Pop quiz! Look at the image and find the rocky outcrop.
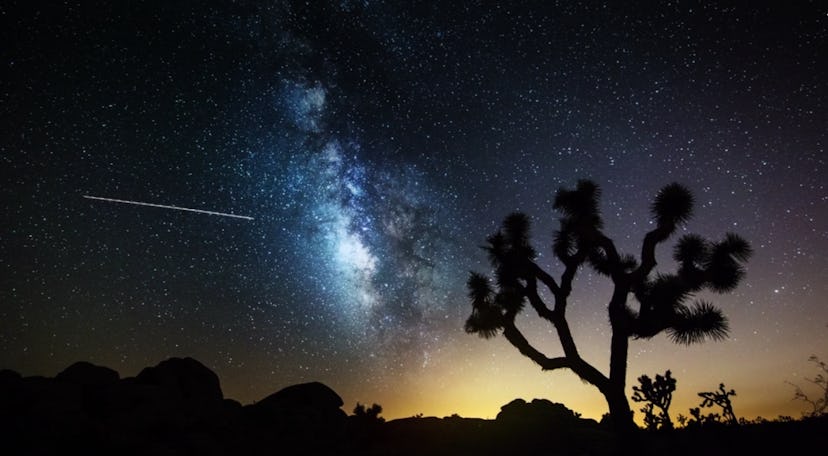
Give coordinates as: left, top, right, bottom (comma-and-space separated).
135, 357, 223, 406
252, 381, 343, 412
496, 398, 581, 427
56, 361, 120, 386
0, 359, 349, 455
244, 381, 347, 452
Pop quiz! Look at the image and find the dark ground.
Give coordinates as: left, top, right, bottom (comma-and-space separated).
2, 357, 824, 455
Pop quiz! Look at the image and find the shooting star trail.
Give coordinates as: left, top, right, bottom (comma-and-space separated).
83, 195, 254, 220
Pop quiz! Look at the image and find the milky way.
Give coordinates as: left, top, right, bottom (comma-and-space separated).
1, 1, 826, 421
265, 78, 465, 361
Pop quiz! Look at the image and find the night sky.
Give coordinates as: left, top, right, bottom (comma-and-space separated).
2, 1, 826, 423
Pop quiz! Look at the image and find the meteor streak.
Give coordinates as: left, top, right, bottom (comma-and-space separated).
83, 195, 253, 220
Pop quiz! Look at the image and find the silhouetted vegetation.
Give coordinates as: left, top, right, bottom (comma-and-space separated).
347, 402, 386, 451
687, 383, 738, 427
789, 355, 828, 417
632, 370, 676, 430
1, 357, 826, 455
353, 402, 384, 422
698, 383, 738, 425
465, 180, 752, 432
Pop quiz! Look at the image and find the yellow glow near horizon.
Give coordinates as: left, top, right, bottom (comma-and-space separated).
329, 321, 821, 424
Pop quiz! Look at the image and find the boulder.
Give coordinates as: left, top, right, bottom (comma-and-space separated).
56, 361, 120, 387
497, 398, 580, 427
94, 357, 225, 438
254, 381, 343, 412
135, 357, 223, 406
245, 382, 347, 449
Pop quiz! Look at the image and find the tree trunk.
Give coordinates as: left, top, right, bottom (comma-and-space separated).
604, 384, 636, 433
606, 284, 636, 434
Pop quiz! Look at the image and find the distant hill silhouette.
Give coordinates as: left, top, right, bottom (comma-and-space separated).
0, 357, 348, 455
1, 357, 824, 455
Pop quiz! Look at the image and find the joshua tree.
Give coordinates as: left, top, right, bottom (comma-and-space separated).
697, 383, 738, 425
353, 402, 385, 422
465, 180, 751, 432
632, 370, 677, 430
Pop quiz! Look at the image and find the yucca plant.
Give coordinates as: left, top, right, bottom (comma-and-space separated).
465, 180, 751, 433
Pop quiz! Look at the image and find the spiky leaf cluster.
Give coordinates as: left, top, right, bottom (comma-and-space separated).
587, 248, 612, 275
651, 183, 694, 227
554, 180, 603, 224
632, 274, 730, 344
673, 233, 752, 290
667, 301, 729, 344
632, 275, 692, 339
707, 233, 752, 292
553, 180, 604, 265
631, 231, 751, 344
483, 212, 535, 286
673, 234, 709, 286
467, 213, 542, 336
465, 213, 542, 338
502, 212, 536, 260
464, 272, 503, 339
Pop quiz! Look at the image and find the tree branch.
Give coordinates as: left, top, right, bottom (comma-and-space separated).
523, 277, 555, 321
528, 261, 560, 295
631, 224, 673, 282
558, 249, 586, 299
596, 232, 621, 266
524, 278, 580, 356
504, 301, 609, 390
502, 321, 571, 371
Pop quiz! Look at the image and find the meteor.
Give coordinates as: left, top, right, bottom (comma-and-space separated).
83, 195, 254, 220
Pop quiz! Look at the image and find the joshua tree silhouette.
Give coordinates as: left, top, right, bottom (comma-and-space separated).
465, 180, 751, 432
696, 383, 738, 425
632, 370, 676, 430
353, 402, 385, 422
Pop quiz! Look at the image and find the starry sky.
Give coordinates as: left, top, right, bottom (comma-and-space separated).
2, 1, 826, 423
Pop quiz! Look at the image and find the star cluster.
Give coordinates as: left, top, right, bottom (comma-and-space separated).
1, 1, 826, 421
